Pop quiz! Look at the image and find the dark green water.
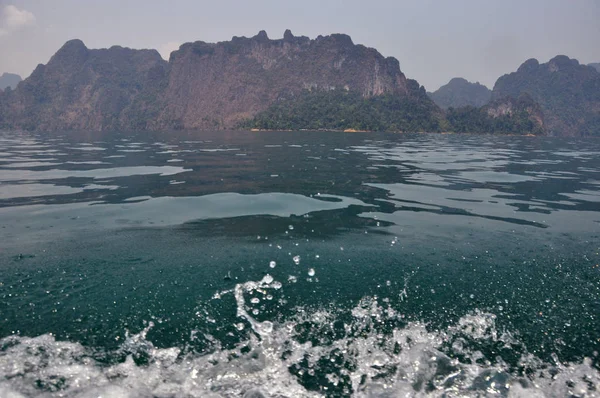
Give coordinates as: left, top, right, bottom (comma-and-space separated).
0, 130, 598, 397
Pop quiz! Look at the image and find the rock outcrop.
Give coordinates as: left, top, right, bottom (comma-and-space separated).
153, 30, 420, 130
445, 93, 544, 135
485, 94, 544, 130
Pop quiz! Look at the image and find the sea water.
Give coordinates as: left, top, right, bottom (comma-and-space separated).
0, 130, 598, 397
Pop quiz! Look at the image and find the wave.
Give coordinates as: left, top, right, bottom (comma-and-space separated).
1, 275, 598, 397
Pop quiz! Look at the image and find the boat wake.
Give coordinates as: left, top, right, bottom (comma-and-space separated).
1, 275, 598, 397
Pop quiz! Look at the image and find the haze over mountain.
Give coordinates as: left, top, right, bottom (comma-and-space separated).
0, 73, 22, 90
428, 78, 491, 109
492, 56, 600, 136
589, 63, 600, 73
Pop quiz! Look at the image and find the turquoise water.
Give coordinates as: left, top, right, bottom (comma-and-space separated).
0, 130, 599, 397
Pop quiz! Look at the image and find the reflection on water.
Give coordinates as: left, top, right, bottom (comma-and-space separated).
0, 130, 599, 397
1, 131, 598, 227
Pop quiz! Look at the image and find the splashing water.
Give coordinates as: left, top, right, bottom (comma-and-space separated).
1, 274, 598, 398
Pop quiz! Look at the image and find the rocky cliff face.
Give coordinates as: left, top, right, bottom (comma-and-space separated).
154, 30, 417, 130
2, 40, 168, 131
428, 77, 491, 109
492, 56, 600, 136
445, 93, 545, 135
0, 31, 424, 131
485, 94, 544, 130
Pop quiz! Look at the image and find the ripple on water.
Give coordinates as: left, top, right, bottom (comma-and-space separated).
0, 165, 191, 182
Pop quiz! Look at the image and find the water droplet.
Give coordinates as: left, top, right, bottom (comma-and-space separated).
263, 274, 274, 284
269, 261, 276, 268
293, 255, 301, 265
308, 268, 316, 277
252, 309, 259, 315
259, 321, 273, 334
386, 280, 391, 286
235, 323, 245, 331
251, 297, 260, 304
288, 225, 294, 230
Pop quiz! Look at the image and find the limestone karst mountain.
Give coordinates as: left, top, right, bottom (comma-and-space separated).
428, 77, 491, 109
492, 56, 600, 136
0, 31, 436, 132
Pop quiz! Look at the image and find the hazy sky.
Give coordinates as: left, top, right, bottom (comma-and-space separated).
0, 0, 599, 91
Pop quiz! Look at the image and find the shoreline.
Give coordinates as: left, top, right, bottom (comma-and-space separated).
0, 128, 575, 138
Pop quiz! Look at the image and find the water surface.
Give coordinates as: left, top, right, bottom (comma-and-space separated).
0, 130, 599, 397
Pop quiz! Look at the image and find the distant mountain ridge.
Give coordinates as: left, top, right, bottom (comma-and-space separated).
0, 33, 595, 136
589, 63, 600, 73
492, 55, 600, 136
428, 78, 491, 109
0, 30, 433, 132
0, 73, 22, 90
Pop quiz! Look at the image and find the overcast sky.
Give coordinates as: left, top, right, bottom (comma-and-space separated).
0, 0, 599, 91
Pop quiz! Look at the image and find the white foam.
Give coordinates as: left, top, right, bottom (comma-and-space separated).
1, 280, 598, 397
